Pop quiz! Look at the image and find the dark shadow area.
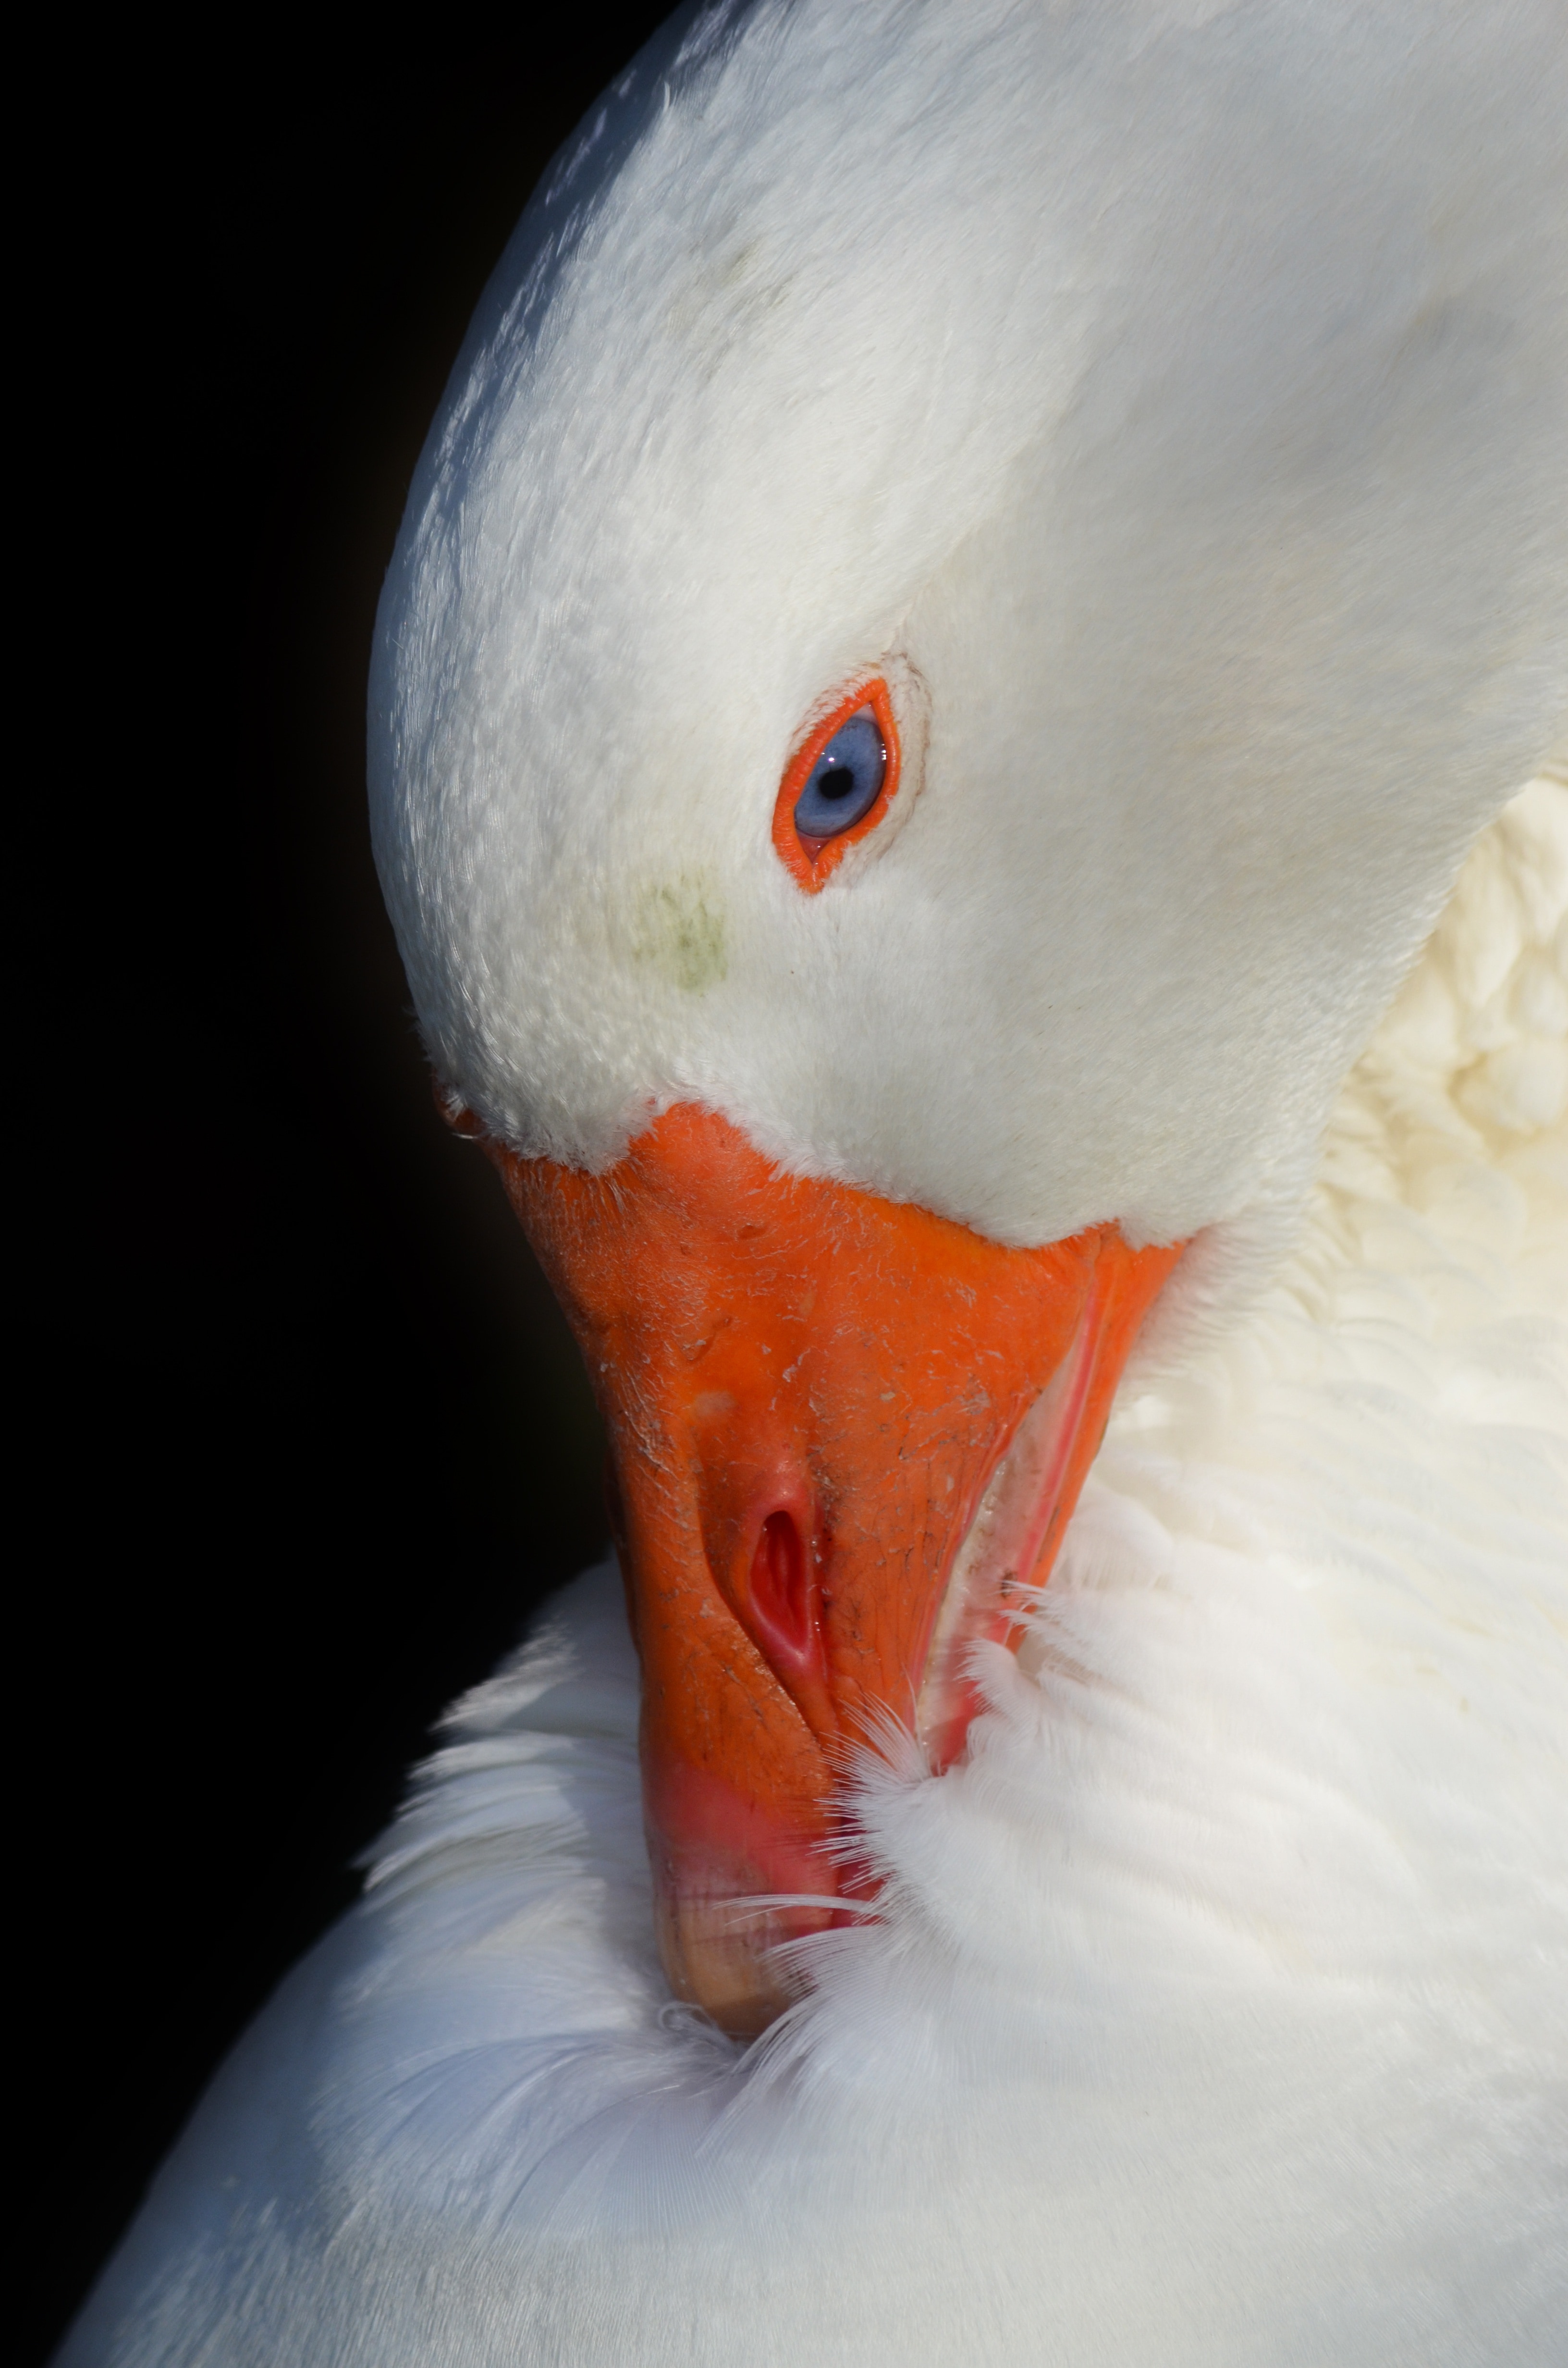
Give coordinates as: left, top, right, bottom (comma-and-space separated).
25, 11, 674, 2356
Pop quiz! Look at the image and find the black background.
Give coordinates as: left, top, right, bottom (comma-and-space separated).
27, 10, 674, 2356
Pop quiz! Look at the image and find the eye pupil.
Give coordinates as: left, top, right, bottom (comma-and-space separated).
793, 705, 887, 841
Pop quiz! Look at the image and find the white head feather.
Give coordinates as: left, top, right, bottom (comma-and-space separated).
371, 0, 1565, 1277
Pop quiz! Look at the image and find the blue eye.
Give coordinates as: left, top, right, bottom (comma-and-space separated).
793, 706, 887, 839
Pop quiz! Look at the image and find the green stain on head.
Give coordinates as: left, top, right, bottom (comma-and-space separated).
631, 876, 730, 992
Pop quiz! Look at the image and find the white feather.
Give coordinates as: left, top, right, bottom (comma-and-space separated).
66, 780, 1568, 2362
372, 0, 1565, 1275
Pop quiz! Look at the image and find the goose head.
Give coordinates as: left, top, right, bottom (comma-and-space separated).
370, 0, 1566, 2034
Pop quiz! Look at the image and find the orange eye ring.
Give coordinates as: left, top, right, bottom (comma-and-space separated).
771, 677, 902, 894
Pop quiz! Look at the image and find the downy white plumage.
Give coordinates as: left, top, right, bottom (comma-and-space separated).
65, 2, 1566, 2361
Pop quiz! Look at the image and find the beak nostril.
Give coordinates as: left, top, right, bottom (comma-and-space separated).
748, 1508, 816, 1676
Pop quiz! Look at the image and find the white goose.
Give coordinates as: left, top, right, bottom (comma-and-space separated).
66, 3, 1566, 2362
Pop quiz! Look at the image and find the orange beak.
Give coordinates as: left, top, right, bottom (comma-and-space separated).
476, 1104, 1181, 2035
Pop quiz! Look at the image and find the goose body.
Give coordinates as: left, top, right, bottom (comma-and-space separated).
65, 3, 1566, 2361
